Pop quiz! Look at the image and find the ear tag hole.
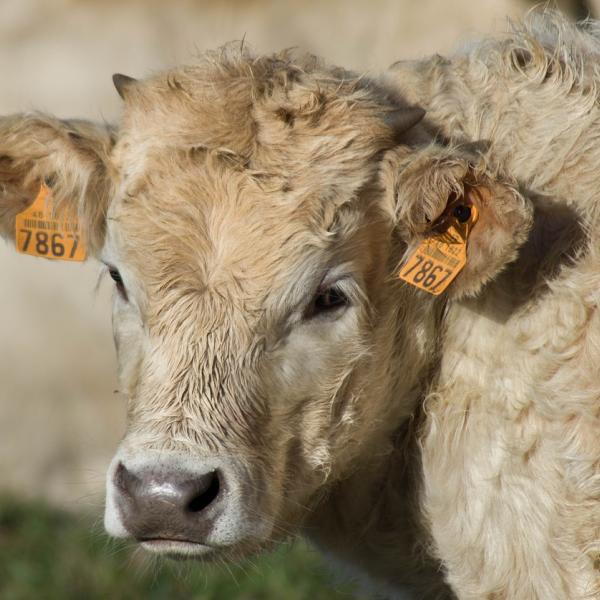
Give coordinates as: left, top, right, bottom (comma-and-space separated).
453, 204, 471, 223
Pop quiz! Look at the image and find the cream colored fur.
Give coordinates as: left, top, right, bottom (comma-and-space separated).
382, 10, 600, 599
0, 10, 599, 600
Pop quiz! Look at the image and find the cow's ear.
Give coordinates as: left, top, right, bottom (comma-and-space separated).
0, 114, 115, 256
381, 143, 534, 299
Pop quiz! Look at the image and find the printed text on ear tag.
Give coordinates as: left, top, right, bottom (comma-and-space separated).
399, 201, 478, 295
15, 184, 87, 261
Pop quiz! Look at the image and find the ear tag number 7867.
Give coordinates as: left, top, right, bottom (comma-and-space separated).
15, 184, 87, 261
399, 200, 478, 295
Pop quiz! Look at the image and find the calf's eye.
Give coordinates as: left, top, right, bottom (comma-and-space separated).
307, 284, 349, 319
108, 267, 127, 299
109, 268, 123, 285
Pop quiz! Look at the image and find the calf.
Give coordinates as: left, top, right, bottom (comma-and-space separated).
1, 11, 598, 599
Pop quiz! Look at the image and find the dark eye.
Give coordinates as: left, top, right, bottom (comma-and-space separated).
109, 268, 122, 284
108, 267, 127, 299
308, 285, 349, 318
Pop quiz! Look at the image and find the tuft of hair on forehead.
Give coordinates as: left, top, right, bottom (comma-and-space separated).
111, 44, 423, 259
115, 43, 407, 170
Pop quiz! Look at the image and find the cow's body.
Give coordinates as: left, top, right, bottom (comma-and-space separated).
395, 16, 600, 598
1, 10, 599, 600
307, 15, 600, 599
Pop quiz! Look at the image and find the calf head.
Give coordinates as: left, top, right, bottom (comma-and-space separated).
0, 48, 531, 560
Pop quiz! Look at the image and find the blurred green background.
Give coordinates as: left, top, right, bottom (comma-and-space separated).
0, 495, 360, 600
0, 0, 595, 598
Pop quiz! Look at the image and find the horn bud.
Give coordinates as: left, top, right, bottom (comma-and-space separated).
112, 73, 138, 100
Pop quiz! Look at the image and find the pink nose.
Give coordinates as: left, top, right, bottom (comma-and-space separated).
113, 462, 224, 542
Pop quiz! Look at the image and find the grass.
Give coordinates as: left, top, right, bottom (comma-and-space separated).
0, 496, 361, 600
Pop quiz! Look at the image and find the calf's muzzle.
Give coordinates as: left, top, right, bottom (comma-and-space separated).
114, 461, 224, 543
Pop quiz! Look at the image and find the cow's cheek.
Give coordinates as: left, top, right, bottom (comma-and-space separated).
112, 302, 145, 399
264, 316, 364, 504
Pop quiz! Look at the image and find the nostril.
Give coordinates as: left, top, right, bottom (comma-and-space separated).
187, 470, 221, 513
114, 461, 139, 497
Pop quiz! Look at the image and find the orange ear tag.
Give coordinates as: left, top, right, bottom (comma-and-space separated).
399, 199, 478, 295
15, 184, 87, 261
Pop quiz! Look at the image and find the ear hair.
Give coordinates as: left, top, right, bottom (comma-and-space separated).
383, 143, 473, 237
